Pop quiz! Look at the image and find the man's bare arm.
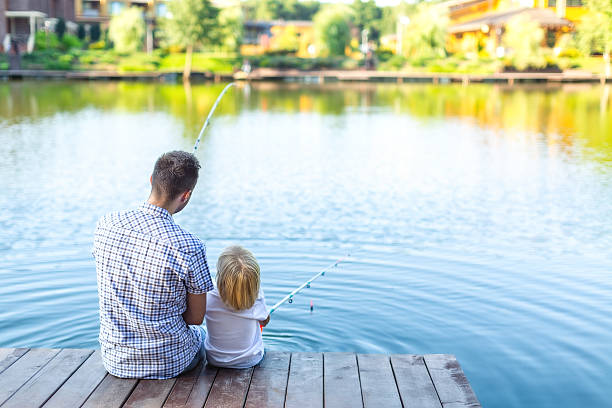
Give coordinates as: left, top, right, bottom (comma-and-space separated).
183, 292, 207, 325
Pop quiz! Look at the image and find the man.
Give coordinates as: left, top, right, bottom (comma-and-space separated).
93, 151, 212, 379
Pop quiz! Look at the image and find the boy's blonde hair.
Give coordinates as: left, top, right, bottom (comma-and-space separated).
216, 246, 260, 311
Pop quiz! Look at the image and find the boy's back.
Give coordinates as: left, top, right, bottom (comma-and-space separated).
204, 286, 268, 368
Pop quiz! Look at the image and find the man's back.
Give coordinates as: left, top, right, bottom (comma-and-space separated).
94, 202, 212, 379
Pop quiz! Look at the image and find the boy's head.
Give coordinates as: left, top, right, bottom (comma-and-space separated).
216, 246, 260, 311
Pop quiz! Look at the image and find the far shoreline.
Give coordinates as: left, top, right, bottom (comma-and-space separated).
2, 68, 612, 85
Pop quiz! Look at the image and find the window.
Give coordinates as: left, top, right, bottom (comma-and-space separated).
567, 0, 583, 6
547, 0, 556, 6
156, 3, 167, 17
82, 0, 100, 17
110, 1, 124, 15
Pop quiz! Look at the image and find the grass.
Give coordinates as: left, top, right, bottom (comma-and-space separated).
0, 54, 8, 70
8, 48, 611, 76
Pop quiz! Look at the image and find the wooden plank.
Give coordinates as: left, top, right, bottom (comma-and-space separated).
182, 364, 218, 408
424, 354, 481, 408
163, 362, 204, 408
357, 354, 402, 408
390, 354, 442, 408
0, 348, 61, 405
323, 352, 363, 408
81, 374, 138, 408
122, 377, 177, 408
244, 351, 291, 408
42, 350, 108, 408
285, 352, 323, 408
0, 348, 29, 374
2, 348, 92, 408
204, 366, 253, 408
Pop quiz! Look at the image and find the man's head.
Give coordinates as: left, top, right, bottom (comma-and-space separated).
149, 151, 201, 214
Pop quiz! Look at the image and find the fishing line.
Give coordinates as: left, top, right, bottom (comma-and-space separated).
269, 253, 352, 314
192, 82, 236, 153
189, 84, 355, 321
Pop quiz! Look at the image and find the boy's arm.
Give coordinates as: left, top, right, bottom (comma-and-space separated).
259, 314, 271, 327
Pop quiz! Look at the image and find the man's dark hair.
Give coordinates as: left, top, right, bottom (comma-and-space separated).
152, 151, 201, 200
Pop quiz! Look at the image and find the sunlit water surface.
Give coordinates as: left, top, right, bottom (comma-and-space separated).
1, 81, 611, 408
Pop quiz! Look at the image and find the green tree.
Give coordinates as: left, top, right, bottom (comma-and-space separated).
77, 24, 86, 41
160, 0, 220, 81
400, 3, 448, 59
244, 0, 320, 21
313, 5, 353, 56
577, 0, 612, 77
90, 23, 101, 42
503, 15, 545, 70
352, 0, 382, 43
218, 6, 243, 53
55, 18, 66, 39
108, 7, 145, 54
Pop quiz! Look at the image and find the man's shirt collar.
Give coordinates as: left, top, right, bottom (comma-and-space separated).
140, 202, 173, 222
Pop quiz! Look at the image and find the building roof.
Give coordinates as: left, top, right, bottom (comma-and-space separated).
449, 7, 572, 33
244, 20, 313, 28
5, 11, 47, 19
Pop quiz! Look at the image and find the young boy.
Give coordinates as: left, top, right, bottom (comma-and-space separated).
204, 246, 270, 368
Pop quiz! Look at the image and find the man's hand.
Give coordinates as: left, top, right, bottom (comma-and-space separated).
183, 292, 206, 325
259, 314, 271, 328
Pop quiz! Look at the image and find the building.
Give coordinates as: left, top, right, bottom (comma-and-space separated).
74, 0, 168, 24
241, 20, 315, 58
445, 0, 585, 54
74, 1, 170, 52
1, 0, 75, 53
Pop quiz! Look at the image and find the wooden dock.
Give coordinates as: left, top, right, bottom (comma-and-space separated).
0, 348, 480, 408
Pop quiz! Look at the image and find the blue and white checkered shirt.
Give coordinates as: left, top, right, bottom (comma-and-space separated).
93, 202, 213, 379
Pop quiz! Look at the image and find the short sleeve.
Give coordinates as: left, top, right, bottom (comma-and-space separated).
185, 244, 214, 294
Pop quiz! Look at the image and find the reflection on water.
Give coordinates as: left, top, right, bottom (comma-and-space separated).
0, 81, 611, 408
1, 81, 611, 162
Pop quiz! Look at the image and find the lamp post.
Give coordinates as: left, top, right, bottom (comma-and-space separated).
396, 16, 410, 56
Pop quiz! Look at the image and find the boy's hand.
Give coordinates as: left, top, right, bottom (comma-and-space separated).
259, 314, 271, 328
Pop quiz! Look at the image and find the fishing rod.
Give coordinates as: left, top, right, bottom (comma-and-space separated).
192, 82, 236, 153
269, 254, 351, 314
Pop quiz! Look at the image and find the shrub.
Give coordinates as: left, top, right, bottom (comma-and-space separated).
89, 40, 106, 50
55, 18, 66, 39
61, 34, 83, 50
34, 31, 60, 50
77, 24, 87, 41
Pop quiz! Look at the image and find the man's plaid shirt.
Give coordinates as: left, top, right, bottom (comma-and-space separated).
93, 202, 213, 379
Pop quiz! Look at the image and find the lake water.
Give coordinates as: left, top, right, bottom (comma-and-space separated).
1, 80, 611, 407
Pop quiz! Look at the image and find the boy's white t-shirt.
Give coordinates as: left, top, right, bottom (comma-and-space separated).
204, 286, 268, 369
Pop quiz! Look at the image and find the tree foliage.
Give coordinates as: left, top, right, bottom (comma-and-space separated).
400, 4, 448, 59
90, 23, 101, 42
217, 6, 244, 52
108, 7, 145, 54
351, 0, 382, 42
55, 18, 66, 39
503, 15, 545, 70
577, 0, 612, 56
313, 5, 353, 56
160, 0, 220, 49
244, 0, 320, 21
